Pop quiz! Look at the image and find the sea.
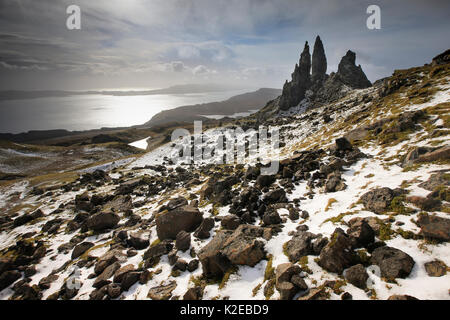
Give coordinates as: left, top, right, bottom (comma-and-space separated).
0, 89, 251, 134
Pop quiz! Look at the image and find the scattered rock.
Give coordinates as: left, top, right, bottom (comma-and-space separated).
387, 294, 419, 300
147, 281, 177, 300
318, 228, 359, 274
359, 187, 395, 214
86, 212, 120, 231
0, 270, 21, 291
183, 287, 203, 300
194, 217, 214, 239
127, 232, 150, 250
71, 242, 94, 259
156, 205, 203, 240
424, 260, 447, 277
370, 246, 415, 280
175, 231, 191, 252
221, 215, 241, 230
343, 264, 368, 289
417, 214, 450, 242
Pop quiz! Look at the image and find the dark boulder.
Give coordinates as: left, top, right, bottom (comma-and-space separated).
86, 212, 120, 231
193, 217, 214, 239
359, 187, 395, 214
0, 270, 21, 291
424, 260, 447, 277
175, 231, 191, 252
156, 205, 203, 240
343, 264, 369, 289
318, 228, 359, 274
347, 218, 375, 248
417, 214, 450, 242
71, 242, 94, 259
127, 232, 149, 250
221, 215, 241, 230
370, 246, 415, 280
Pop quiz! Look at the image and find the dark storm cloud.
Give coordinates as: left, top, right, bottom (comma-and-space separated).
0, 0, 449, 90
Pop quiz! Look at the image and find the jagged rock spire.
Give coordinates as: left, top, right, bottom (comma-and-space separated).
279, 41, 311, 110
312, 36, 327, 83
337, 50, 371, 89
299, 41, 311, 79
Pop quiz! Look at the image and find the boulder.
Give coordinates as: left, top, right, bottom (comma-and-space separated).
417, 215, 450, 241
284, 231, 317, 262
93, 261, 121, 288
71, 242, 94, 259
197, 231, 233, 277
424, 260, 447, 277
264, 188, 287, 203
161, 197, 188, 212
370, 246, 415, 280
94, 249, 127, 275
143, 240, 173, 260
387, 294, 419, 300
198, 225, 268, 277
318, 229, 359, 274
359, 187, 395, 214
113, 264, 135, 283
343, 264, 368, 289
106, 283, 122, 299
418, 172, 449, 191
346, 219, 375, 248
187, 259, 199, 272
335, 137, 353, 151
86, 212, 120, 231
262, 211, 282, 226
221, 215, 240, 230
156, 205, 203, 240
193, 217, 214, 239
220, 225, 266, 267
415, 146, 450, 164
183, 287, 203, 300
127, 232, 150, 250
256, 174, 275, 188
275, 263, 302, 285
0, 270, 21, 291
147, 281, 177, 300
175, 231, 191, 252
120, 272, 140, 291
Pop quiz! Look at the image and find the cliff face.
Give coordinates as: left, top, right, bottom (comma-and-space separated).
278, 36, 372, 111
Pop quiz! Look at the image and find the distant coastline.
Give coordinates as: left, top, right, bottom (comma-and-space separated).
0, 84, 247, 101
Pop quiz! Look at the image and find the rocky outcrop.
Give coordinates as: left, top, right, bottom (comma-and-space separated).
431, 49, 450, 66
277, 36, 371, 111
336, 50, 372, 89
311, 36, 327, 84
279, 41, 311, 110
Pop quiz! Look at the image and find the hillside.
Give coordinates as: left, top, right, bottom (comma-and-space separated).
0, 46, 449, 301
143, 88, 281, 127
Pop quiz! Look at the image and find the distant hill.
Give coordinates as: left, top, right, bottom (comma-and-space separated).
143, 88, 282, 127
0, 84, 246, 101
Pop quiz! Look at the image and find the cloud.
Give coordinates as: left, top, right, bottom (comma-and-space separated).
0, 0, 449, 89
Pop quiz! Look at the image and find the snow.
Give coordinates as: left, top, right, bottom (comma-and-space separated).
129, 136, 151, 150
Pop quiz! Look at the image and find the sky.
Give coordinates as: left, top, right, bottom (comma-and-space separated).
0, 0, 449, 91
